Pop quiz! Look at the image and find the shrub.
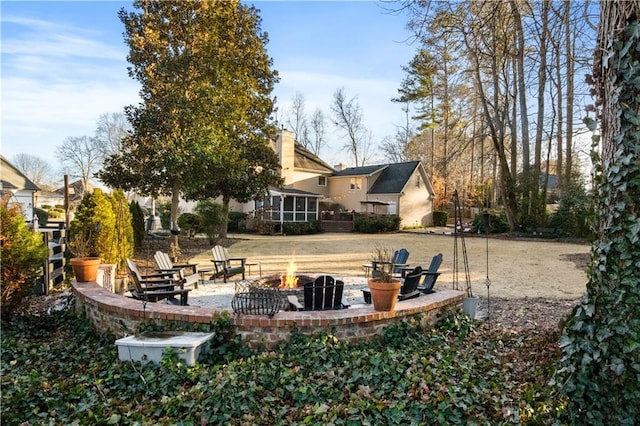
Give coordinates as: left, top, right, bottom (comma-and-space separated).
432, 210, 449, 226
129, 201, 146, 248
0, 194, 48, 319
228, 211, 248, 232
283, 220, 321, 235
472, 210, 509, 234
158, 202, 174, 230
109, 189, 134, 275
177, 212, 203, 238
193, 200, 223, 244
33, 207, 49, 225
548, 180, 595, 240
70, 189, 115, 260
354, 215, 400, 233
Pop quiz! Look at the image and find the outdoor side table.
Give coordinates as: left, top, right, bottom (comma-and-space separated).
197, 266, 215, 285
245, 262, 262, 277
362, 263, 373, 279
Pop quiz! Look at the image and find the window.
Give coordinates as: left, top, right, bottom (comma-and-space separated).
415, 176, 421, 188
350, 177, 362, 190
318, 176, 327, 186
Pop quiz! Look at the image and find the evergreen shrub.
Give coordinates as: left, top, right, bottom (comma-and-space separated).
0, 194, 48, 319
433, 210, 449, 226
354, 215, 401, 233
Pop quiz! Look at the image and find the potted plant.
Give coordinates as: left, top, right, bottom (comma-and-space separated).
68, 229, 101, 282
367, 246, 402, 311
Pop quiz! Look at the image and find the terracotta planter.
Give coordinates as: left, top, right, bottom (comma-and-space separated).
70, 257, 101, 282
368, 278, 402, 311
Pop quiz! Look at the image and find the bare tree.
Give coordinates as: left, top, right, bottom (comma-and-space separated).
331, 88, 371, 166
286, 92, 310, 148
380, 104, 413, 163
55, 136, 102, 195
309, 108, 327, 156
95, 112, 130, 159
11, 154, 57, 190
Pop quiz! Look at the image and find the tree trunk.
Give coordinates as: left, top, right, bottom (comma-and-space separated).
557, 1, 640, 421
220, 196, 231, 239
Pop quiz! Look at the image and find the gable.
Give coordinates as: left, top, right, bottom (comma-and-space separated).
368, 161, 423, 195
0, 155, 39, 193
294, 143, 335, 174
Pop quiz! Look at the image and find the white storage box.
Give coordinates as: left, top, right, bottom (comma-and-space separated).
115, 331, 215, 366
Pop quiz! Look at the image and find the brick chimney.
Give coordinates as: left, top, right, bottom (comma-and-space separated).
276, 129, 296, 185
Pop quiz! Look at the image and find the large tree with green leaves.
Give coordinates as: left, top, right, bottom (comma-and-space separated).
98, 1, 281, 241
555, 1, 640, 422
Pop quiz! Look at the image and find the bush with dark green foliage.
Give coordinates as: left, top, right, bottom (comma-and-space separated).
0, 194, 48, 319
129, 201, 146, 248
177, 212, 203, 238
548, 178, 595, 240
33, 207, 49, 224
433, 210, 449, 226
193, 200, 223, 244
471, 210, 509, 234
228, 211, 248, 232
0, 303, 566, 424
159, 201, 172, 230
354, 215, 401, 233
282, 220, 321, 235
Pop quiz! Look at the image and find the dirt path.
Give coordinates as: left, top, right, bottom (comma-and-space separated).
188, 231, 591, 300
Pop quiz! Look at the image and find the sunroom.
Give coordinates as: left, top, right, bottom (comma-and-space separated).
253, 188, 323, 225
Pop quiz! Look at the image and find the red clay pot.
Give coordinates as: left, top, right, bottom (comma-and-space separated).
367, 278, 402, 311
70, 257, 101, 282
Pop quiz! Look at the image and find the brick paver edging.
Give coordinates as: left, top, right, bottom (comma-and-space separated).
73, 281, 465, 348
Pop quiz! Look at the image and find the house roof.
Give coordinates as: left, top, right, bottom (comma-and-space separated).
369, 161, 421, 194
270, 187, 323, 197
294, 143, 335, 173
0, 155, 40, 193
334, 161, 423, 195
333, 164, 388, 177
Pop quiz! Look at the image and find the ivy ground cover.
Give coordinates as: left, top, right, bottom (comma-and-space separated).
1, 297, 564, 425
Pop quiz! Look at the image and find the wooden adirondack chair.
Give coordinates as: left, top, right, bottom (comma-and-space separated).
153, 251, 200, 289
417, 253, 443, 294
288, 275, 349, 311
210, 245, 246, 282
126, 258, 191, 305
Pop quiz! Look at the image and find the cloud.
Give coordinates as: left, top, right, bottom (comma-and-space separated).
1, 14, 139, 159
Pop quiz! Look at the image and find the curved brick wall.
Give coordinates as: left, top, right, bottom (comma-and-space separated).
73, 281, 465, 348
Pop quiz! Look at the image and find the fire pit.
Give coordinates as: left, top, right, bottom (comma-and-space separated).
231, 259, 316, 315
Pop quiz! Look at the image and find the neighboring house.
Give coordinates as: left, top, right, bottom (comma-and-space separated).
0, 155, 39, 221
232, 129, 436, 229
329, 160, 436, 228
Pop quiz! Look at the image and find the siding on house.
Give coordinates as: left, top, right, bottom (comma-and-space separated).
233, 129, 436, 228
1, 155, 40, 220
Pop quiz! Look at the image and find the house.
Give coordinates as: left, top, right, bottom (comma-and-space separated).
1, 155, 40, 222
232, 129, 436, 229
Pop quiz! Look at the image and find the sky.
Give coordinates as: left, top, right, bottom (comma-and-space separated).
1, 1, 419, 170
